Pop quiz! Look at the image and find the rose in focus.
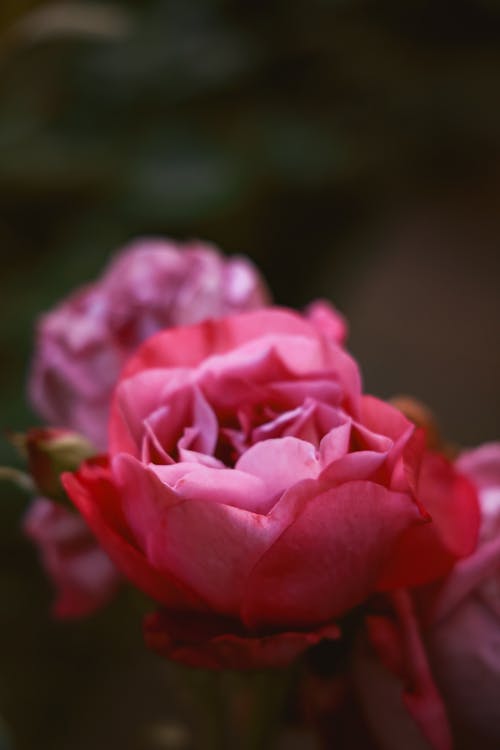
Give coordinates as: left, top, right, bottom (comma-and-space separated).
63, 308, 477, 669
30, 238, 270, 451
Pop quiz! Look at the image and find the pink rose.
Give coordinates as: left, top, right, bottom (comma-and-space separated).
29, 238, 270, 451
24, 497, 119, 618
63, 308, 475, 669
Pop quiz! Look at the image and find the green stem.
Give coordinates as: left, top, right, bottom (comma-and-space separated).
0, 466, 35, 493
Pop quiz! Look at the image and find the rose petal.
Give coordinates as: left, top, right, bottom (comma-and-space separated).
242, 480, 423, 629
122, 309, 321, 377
236, 437, 321, 503
112, 455, 285, 617
62, 458, 206, 612
377, 453, 480, 590
110, 368, 194, 455
305, 299, 348, 345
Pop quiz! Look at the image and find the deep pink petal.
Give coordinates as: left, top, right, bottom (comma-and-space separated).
121, 308, 320, 377
112, 455, 284, 617
378, 453, 480, 589
242, 480, 423, 630
62, 458, 207, 612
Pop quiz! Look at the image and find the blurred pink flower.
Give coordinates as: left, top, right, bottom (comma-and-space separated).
24, 497, 119, 618
356, 443, 500, 749
29, 238, 270, 451
425, 443, 500, 746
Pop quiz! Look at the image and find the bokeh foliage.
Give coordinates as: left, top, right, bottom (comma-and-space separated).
1, 2, 500, 748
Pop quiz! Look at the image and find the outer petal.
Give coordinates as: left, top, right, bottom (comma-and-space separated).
160, 464, 272, 513
377, 453, 480, 590
242, 480, 424, 630
144, 609, 340, 670
62, 458, 207, 612
121, 308, 320, 377
113, 454, 286, 617
305, 299, 348, 345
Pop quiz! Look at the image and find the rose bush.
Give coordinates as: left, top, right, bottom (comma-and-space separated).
63, 308, 478, 669
26, 238, 269, 617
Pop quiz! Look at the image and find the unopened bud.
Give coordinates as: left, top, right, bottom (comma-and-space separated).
21, 428, 96, 502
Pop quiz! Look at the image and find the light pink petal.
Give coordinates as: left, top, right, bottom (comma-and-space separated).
319, 340, 363, 417
110, 368, 194, 455
318, 420, 352, 465
250, 399, 346, 447
141, 407, 174, 464
305, 299, 348, 344
236, 437, 320, 503
270, 377, 343, 408
171, 465, 272, 513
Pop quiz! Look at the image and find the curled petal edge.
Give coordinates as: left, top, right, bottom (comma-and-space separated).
144, 609, 340, 670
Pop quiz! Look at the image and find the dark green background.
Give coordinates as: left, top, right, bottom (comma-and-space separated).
1, 2, 499, 748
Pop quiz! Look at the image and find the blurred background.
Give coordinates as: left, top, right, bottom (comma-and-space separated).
1, 1, 499, 748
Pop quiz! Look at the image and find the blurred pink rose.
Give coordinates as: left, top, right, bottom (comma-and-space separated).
24, 497, 119, 618
424, 443, 500, 747
356, 444, 500, 750
29, 238, 270, 451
